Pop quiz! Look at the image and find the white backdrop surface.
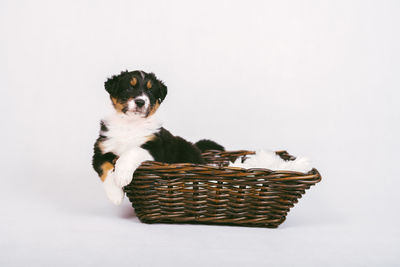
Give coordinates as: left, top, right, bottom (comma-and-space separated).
1, 0, 399, 266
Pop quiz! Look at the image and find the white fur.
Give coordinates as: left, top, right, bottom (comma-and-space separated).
103, 169, 124, 205
127, 99, 136, 111
127, 95, 150, 113
101, 112, 161, 204
229, 150, 312, 173
113, 147, 153, 187
101, 112, 161, 155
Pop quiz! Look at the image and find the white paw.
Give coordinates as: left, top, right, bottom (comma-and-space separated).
103, 172, 124, 205
113, 148, 153, 188
114, 161, 136, 188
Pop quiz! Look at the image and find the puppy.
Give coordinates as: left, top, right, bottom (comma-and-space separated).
92, 70, 224, 205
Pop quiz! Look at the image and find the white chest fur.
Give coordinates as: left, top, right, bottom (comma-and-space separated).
101, 113, 161, 156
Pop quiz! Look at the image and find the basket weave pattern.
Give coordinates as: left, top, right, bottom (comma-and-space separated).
124, 150, 321, 228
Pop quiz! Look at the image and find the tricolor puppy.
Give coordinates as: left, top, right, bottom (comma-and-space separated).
92, 70, 224, 205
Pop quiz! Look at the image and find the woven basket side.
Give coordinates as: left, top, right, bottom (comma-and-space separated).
125, 150, 321, 228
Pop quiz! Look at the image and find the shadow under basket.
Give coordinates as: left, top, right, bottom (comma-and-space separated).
124, 150, 321, 228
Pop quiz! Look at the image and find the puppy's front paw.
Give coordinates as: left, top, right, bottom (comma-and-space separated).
113, 149, 152, 188
114, 160, 136, 188
114, 166, 134, 188
103, 172, 124, 205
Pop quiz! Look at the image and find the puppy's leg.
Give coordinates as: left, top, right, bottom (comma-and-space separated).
114, 148, 153, 188
102, 167, 125, 205
93, 139, 124, 205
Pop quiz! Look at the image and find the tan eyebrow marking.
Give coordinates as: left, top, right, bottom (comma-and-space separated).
147, 80, 152, 89
130, 77, 137, 86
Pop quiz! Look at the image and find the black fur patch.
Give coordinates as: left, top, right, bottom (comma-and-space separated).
142, 128, 205, 164
195, 139, 225, 153
92, 137, 117, 177
100, 121, 108, 132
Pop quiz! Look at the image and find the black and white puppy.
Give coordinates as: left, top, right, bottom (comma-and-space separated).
92, 70, 224, 205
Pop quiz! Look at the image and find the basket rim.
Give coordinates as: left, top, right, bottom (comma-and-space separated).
136, 149, 321, 180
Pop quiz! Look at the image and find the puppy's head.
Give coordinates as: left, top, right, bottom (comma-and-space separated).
104, 70, 167, 117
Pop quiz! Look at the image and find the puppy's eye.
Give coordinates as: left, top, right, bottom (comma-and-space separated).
146, 80, 152, 89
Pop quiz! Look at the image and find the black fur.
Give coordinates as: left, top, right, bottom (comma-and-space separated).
92, 137, 117, 177
142, 128, 205, 164
195, 139, 225, 153
100, 121, 108, 132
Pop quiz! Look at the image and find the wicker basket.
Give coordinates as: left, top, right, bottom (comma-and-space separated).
124, 150, 321, 228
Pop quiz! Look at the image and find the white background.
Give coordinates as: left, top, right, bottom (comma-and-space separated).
1, 0, 399, 266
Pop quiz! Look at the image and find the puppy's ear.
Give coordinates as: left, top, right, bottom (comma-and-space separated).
105, 70, 128, 96
148, 72, 168, 103
157, 80, 167, 103
104, 76, 118, 96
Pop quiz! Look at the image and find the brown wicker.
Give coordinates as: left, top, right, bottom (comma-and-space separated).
124, 150, 321, 228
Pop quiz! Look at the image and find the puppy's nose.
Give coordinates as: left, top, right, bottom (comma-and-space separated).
135, 99, 145, 108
